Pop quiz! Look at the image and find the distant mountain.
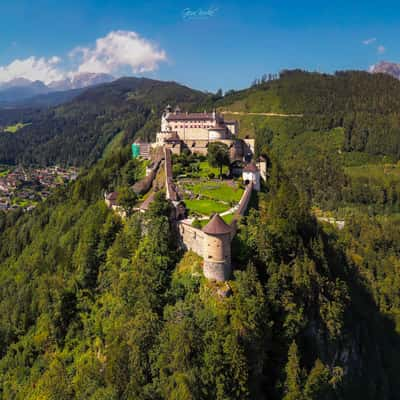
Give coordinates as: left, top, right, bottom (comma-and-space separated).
0, 80, 49, 103
0, 78, 42, 89
0, 73, 115, 105
6, 88, 87, 108
48, 72, 114, 91
0, 77, 209, 166
370, 61, 400, 79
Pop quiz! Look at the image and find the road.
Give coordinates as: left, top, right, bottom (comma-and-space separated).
220, 111, 303, 117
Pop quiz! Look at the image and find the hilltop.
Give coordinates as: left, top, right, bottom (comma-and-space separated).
1, 71, 400, 398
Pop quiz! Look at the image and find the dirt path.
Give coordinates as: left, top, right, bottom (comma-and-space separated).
220, 111, 303, 117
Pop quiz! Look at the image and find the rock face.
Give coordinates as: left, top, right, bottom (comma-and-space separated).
370, 61, 400, 79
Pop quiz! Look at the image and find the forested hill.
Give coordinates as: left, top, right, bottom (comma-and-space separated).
2, 70, 400, 167
0, 77, 208, 166
3, 71, 400, 398
1, 148, 400, 399
219, 70, 400, 158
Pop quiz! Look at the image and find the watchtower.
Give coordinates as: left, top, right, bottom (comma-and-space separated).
202, 214, 232, 282
242, 162, 260, 191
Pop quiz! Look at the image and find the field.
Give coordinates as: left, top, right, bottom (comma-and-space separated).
219, 113, 306, 138
345, 163, 400, 183
183, 180, 243, 203
172, 154, 244, 219
184, 199, 230, 215
4, 122, 31, 133
0, 166, 10, 177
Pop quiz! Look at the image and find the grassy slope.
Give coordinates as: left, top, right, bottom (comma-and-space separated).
4, 122, 31, 133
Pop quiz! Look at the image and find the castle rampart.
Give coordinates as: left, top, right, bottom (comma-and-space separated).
178, 222, 205, 256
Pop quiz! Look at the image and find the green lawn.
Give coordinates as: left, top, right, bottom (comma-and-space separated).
195, 212, 235, 228
345, 163, 400, 184
191, 161, 229, 178
184, 199, 230, 215
4, 122, 31, 133
222, 213, 235, 224
0, 169, 10, 177
184, 180, 243, 203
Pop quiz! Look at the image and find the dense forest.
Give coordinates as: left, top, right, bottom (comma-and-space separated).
219, 70, 400, 158
3, 70, 400, 167
0, 78, 208, 166
1, 71, 400, 398
0, 148, 400, 398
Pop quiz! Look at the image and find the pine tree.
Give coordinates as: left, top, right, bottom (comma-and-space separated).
283, 341, 304, 400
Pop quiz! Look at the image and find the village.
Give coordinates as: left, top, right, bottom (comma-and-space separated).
0, 165, 79, 211
105, 105, 267, 284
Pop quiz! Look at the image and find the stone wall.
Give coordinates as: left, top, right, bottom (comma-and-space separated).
230, 182, 253, 234
203, 260, 232, 282
237, 182, 253, 216
177, 221, 205, 257
132, 158, 162, 195
164, 148, 179, 201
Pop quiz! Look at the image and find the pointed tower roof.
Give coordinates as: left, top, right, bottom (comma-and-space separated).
202, 214, 232, 235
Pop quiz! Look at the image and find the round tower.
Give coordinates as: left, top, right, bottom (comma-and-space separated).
202, 214, 232, 282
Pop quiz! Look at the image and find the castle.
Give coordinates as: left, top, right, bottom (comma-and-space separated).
150, 105, 255, 158
113, 106, 267, 283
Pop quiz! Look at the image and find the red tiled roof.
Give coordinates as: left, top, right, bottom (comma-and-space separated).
202, 214, 232, 235
243, 163, 258, 173
106, 192, 118, 201
166, 112, 215, 121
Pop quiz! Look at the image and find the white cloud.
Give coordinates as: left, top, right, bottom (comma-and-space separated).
377, 45, 386, 54
363, 37, 376, 45
0, 56, 65, 84
73, 30, 167, 75
0, 30, 167, 84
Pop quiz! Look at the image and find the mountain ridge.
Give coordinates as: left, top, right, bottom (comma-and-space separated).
0, 72, 115, 104
370, 60, 400, 79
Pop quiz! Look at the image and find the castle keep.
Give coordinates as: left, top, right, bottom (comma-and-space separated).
152, 105, 254, 157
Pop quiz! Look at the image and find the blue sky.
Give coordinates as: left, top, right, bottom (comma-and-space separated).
0, 0, 398, 91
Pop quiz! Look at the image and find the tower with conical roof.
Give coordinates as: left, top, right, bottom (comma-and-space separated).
202, 214, 232, 281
